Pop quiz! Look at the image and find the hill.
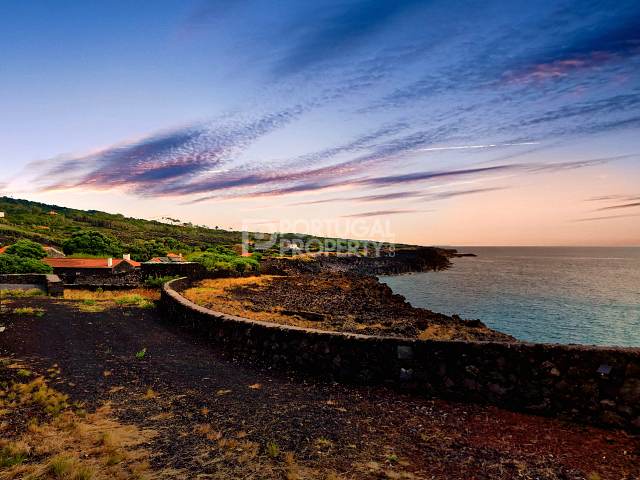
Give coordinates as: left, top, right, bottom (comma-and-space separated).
0, 196, 410, 262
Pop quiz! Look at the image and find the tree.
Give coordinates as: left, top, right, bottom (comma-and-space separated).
5, 239, 46, 259
0, 254, 52, 274
62, 230, 122, 256
187, 247, 259, 275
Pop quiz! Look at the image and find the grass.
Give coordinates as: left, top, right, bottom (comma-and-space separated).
64, 288, 159, 302
63, 288, 158, 312
0, 443, 28, 468
0, 288, 45, 299
48, 455, 74, 477
0, 363, 158, 479
135, 348, 147, 360
144, 275, 181, 289
266, 441, 280, 459
12, 306, 46, 316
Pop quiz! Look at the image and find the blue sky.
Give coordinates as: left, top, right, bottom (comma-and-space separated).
1, 0, 639, 245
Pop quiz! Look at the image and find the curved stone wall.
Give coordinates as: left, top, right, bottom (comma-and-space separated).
161, 277, 640, 430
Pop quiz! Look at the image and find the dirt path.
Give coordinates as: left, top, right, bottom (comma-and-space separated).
1, 297, 638, 479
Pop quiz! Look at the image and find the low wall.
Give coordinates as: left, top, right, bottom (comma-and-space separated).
53, 268, 141, 287
0, 273, 63, 296
161, 278, 640, 430
141, 262, 206, 280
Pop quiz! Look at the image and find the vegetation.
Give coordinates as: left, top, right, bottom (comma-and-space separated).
0, 196, 244, 258
12, 307, 46, 316
0, 363, 155, 479
5, 239, 47, 259
144, 275, 181, 289
1, 196, 409, 263
135, 348, 147, 359
62, 230, 122, 257
187, 246, 260, 274
0, 254, 52, 274
63, 289, 159, 312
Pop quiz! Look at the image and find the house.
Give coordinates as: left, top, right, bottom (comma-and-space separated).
147, 252, 185, 264
47, 211, 58, 216
0, 212, 5, 218
0, 246, 8, 254
43, 255, 141, 283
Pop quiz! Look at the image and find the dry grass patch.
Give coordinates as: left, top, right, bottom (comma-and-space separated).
11, 307, 45, 317
0, 364, 165, 480
0, 289, 45, 299
62, 289, 158, 312
183, 276, 329, 328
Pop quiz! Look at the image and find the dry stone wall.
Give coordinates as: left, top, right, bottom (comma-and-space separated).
161, 277, 640, 431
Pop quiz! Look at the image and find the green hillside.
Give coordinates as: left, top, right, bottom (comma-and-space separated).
0, 196, 407, 262
0, 196, 242, 251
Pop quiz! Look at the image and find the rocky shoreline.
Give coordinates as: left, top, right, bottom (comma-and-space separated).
261, 246, 457, 276
207, 246, 511, 341
183, 272, 513, 342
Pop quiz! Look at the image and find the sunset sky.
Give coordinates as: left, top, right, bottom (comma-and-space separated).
1, 0, 639, 245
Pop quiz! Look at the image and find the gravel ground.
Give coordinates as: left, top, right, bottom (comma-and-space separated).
0, 296, 638, 479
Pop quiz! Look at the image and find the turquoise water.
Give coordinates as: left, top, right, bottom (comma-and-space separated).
380, 247, 640, 347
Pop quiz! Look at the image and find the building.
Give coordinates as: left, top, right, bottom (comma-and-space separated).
43, 255, 141, 284
147, 252, 185, 263
0, 212, 5, 218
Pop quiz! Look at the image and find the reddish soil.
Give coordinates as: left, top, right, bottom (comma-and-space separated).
1, 296, 638, 479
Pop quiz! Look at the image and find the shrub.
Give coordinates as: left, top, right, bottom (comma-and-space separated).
0, 254, 52, 274
62, 230, 122, 257
5, 239, 46, 259
144, 275, 180, 289
187, 247, 260, 275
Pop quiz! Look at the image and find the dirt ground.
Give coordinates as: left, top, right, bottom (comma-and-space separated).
183, 275, 513, 341
0, 295, 638, 479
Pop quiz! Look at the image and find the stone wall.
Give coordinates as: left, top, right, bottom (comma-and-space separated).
52, 268, 141, 287
160, 278, 640, 431
141, 262, 207, 280
0, 273, 63, 296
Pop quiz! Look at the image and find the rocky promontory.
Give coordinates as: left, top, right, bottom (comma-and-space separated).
261, 246, 456, 276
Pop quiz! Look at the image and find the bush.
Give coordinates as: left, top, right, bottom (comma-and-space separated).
187, 247, 259, 275
0, 254, 52, 274
5, 239, 46, 259
144, 275, 181, 289
62, 230, 122, 257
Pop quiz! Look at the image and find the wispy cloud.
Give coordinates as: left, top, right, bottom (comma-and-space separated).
341, 209, 423, 218
272, 0, 424, 75
574, 213, 640, 222
597, 201, 640, 211
293, 186, 506, 206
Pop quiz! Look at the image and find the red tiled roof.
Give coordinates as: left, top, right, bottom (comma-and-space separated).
43, 258, 141, 269
0, 246, 9, 254
167, 252, 182, 258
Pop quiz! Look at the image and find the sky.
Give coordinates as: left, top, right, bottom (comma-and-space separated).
1, 0, 639, 246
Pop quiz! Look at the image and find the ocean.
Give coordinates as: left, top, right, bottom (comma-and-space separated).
379, 247, 640, 347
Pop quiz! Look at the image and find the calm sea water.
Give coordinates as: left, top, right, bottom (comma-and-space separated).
380, 247, 640, 347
